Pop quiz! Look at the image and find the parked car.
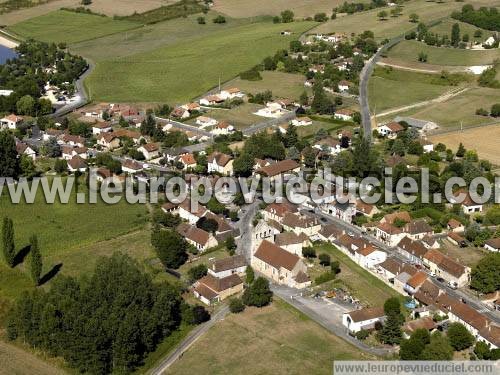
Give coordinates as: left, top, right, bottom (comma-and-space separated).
448, 281, 458, 290
436, 277, 445, 283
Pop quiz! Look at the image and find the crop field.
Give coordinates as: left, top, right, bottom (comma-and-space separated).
429, 124, 500, 165
84, 20, 316, 103
386, 40, 500, 67
369, 74, 450, 112
166, 299, 376, 375
311, 0, 469, 40
0, 0, 79, 26
389, 87, 500, 130
85, 0, 178, 17
223, 71, 308, 101
8, 9, 141, 44
213, 0, 350, 18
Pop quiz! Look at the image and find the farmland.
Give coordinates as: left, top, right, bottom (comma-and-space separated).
428, 18, 493, 42
429, 123, 500, 165
369, 69, 452, 112
166, 299, 376, 375
388, 87, 500, 130
84, 20, 316, 103
8, 9, 141, 44
213, 0, 349, 18
386, 40, 500, 67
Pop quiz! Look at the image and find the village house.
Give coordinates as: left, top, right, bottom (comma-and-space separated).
375, 222, 405, 247
333, 108, 355, 122
161, 202, 179, 215
43, 128, 63, 141
178, 200, 207, 225
193, 273, 243, 305
200, 94, 224, 106
377, 257, 418, 289
381, 211, 411, 225
397, 236, 428, 265
282, 213, 321, 237
60, 134, 85, 148
256, 159, 300, 181
274, 232, 310, 257
447, 218, 465, 233
403, 317, 436, 338
420, 138, 434, 153
262, 201, 298, 223
484, 238, 500, 253
334, 234, 372, 259
254, 101, 287, 118
342, 307, 385, 333
320, 200, 356, 223
178, 153, 197, 171
252, 240, 310, 288
211, 121, 234, 136
16, 142, 36, 160
177, 223, 217, 252
317, 223, 344, 243
404, 271, 429, 295
1, 114, 23, 130
377, 122, 405, 138
353, 245, 387, 269
290, 117, 313, 126
337, 80, 351, 93
355, 199, 379, 217
404, 219, 434, 240
207, 151, 234, 175
97, 133, 120, 150
121, 159, 143, 174
196, 116, 218, 128
67, 156, 87, 173
91, 122, 112, 135
113, 129, 144, 144
219, 87, 244, 100
208, 254, 247, 278
313, 136, 341, 155
449, 189, 483, 214
253, 220, 282, 245
447, 231, 467, 247
423, 249, 470, 287
137, 143, 160, 160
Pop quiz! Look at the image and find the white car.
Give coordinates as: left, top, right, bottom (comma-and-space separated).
448, 281, 458, 290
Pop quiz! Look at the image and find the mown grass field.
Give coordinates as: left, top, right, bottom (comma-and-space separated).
198, 103, 264, 130
310, 0, 474, 40
313, 243, 399, 307
213, 0, 349, 18
389, 86, 500, 129
0, 0, 78, 26
368, 70, 452, 112
223, 71, 308, 101
85, 20, 316, 103
166, 299, 376, 375
8, 9, 142, 44
386, 40, 500, 66
428, 18, 493, 42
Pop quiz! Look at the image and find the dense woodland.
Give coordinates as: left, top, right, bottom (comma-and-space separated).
6, 254, 199, 374
0, 40, 87, 115
452, 5, 500, 31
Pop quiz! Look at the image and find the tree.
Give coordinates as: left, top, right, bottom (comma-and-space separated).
470, 253, 500, 293
418, 51, 428, 62
151, 229, 188, 269
409, 13, 419, 23
302, 247, 316, 258
421, 332, 453, 360
242, 277, 272, 307
245, 266, 255, 284
314, 12, 328, 22
319, 253, 331, 266
330, 260, 340, 274
197, 16, 206, 24
474, 341, 492, 359
29, 235, 42, 285
41, 138, 61, 158
299, 91, 308, 106
233, 152, 254, 177
490, 103, 500, 117
451, 23, 461, 47
0, 132, 20, 179
456, 142, 466, 157
213, 15, 226, 23
185, 305, 210, 325
281, 9, 294, 23
2, 217, 15, 267
16, 95, 35, 115
378, 297, 403, 345
197, 217, 219, 233
447, 322, 474, 351
187, 264, 208, 283
399, 328, 430, 359
377, 10, 388, 20
284, 124, 298, 148
20, 155, 36, 178
225, 236, 236, 254
54, 159, 67, 174
229, 298, 245, 313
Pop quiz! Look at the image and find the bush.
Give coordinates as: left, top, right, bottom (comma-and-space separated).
185, 305, 210, 325
447, 322, 474, 351
315, 271, 335, 285
229, 298, 245, 313
302, 247, 316, 258
187, 264, 208, 283
476, 108, 489, 116
490, 103, 500, 117
197, 16, 206, 24
213, 15, 226, 23
242, 277, 273, 307
319, 253, 331, 266
356, 329, 369, 340
314, 12, 328, 22
330, 260, 340, 274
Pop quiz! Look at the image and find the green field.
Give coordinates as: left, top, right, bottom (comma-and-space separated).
8, 9, 141, 44
369, 69, 452, 112
166, 299, 376, 375
385, 86, 500, 128
428, 18, 493, 42
85, 20, 316, 103
387, 40, 500, 66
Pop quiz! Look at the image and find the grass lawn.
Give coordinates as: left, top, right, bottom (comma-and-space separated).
310, 0, 475, 41
428, 18, 493, 42
391, 86, 500, 129
313, 243, 400, 307
297, 121, 353, 139
368, 75, 450, 112
223, 71, 308, 101
386, 40, 500, 66
84, 20, 317, 103
192, 103, 264, 130
8, 9, 142, 44
166, 299, 376, 375
438, 241, 486, 269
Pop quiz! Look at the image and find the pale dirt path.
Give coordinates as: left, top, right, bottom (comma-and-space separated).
376, 61, 442, 74
373, 87, 470, 119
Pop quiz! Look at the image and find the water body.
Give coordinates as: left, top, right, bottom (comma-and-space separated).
0, 44, 17, 64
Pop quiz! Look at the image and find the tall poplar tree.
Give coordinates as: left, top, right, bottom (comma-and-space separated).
2, 217, 15, 267
29, 235, 42, 285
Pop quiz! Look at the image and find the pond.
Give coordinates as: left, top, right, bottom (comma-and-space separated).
0, 44, 17, 64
